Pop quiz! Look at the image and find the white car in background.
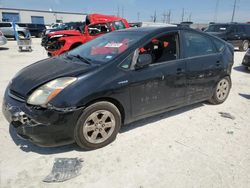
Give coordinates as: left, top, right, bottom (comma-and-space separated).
0, 31, 7, 46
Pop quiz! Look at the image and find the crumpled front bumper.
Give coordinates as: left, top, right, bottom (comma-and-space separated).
2, 88, 83, 147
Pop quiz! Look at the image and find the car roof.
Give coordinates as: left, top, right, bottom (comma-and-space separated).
117, 26, 184, 34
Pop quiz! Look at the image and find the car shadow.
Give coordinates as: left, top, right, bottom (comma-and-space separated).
233, 65, 250, 74
9, 125, 82, 155
120, 103, 204, 134
9, 102, 204, 155
239, 93, 250, 100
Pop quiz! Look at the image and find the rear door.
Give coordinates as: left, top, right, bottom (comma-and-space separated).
181, 30, 223, 103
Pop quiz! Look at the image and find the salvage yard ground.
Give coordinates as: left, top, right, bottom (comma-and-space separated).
0, 39, 250, 188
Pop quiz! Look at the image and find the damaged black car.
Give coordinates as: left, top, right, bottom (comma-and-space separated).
2, 27, 234, 150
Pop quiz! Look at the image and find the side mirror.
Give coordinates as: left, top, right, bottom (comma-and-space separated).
135, 54, 152, 70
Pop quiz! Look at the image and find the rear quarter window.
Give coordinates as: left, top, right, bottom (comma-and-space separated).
244, 25, 250, 35
213, 39, 225, 52
183, 31, 216, 58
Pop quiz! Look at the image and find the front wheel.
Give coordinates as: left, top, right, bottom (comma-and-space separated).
208, 77, 231, 105
74, 101, 121, 150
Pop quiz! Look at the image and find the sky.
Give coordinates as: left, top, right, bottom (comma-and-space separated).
0, 0, 249, 23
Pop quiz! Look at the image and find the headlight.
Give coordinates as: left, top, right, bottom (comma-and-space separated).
50, 34, 64, 39
27, 77, 77, 107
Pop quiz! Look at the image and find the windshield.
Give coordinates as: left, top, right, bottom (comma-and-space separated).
205, 25, 231, 32
68, 31, 143, 64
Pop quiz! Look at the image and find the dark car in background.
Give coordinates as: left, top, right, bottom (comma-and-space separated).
17, 23, 46, 38
242, 48, 250, 70
43, 22, 85, 36
2, 27, 234, 150
205, 23, 250, 51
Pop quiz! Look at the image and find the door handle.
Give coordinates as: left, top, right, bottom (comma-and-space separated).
216, 61, 221, 67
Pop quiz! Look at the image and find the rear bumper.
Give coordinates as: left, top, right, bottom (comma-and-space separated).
2, 88, 83, 147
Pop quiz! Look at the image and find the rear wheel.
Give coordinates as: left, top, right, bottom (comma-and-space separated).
239, 40, 249, 51
209, 77, 231, 104
74, 101, 121, 150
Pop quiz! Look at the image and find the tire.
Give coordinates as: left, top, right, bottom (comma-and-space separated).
208, 76, 231, 105
239, 40, 249, 51
74, 101, 121, 150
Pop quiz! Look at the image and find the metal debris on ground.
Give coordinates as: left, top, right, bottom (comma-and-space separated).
43, 158, 83, 183
219, 112, 236, 120
227, 131, 234, 135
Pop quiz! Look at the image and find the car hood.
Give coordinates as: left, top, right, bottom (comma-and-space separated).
48, 30, 82, 37
10, 57, 97, 98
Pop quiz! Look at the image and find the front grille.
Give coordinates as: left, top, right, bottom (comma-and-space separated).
41, 35, 49, 46
8, 89, 26, 102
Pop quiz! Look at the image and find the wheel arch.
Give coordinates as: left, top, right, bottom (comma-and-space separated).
84, 97, 126, 124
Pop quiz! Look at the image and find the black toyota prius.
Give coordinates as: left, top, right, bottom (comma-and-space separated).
2, 27, 234, 150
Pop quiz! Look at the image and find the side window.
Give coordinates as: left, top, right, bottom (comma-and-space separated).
113, 21, 126, 30
88, 23, 111, 36
138, 33, 178, 64
213, 39, 225, 52
120, 53, 133, 69
0, 23, 12, 27
183, 31, 216, 58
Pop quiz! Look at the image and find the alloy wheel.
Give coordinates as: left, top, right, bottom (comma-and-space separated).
243, 41, 249, 51
83, 110, 116, 144
216, 78, 230, 101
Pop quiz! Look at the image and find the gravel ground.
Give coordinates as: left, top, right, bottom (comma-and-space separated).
0, 39, 250, 188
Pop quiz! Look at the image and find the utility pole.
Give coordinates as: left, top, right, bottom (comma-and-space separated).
162, 10, 167, 23
121, 6, 124, 18
181, 8, 185, 22
188, 13, 192, 22
151, 10, 157, 22
117, 5, 120, 17
214, 0, 220, 22
168, 10, 172, 23
231, 0, 237, 22
137, 12, 140, 21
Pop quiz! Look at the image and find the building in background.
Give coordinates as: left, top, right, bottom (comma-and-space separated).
0, 8, 86, 25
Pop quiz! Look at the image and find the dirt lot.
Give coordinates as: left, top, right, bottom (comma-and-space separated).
0, 38, 250, 188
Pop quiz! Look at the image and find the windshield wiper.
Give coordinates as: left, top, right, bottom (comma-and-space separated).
67, 54, 92, 65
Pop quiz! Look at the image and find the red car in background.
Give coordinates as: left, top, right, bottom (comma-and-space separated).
41, 14, 130, 56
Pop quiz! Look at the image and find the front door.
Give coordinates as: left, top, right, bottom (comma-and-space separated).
130, 32, 187, 118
